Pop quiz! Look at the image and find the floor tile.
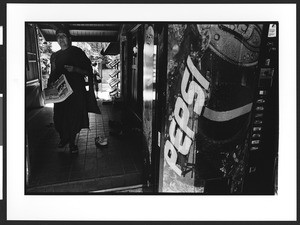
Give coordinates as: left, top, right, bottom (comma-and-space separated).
26, 99, 144, 193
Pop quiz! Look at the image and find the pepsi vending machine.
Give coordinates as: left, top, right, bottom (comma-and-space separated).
158, 23, 278, 194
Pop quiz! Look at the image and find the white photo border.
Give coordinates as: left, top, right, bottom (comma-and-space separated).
7, 3, 297, 221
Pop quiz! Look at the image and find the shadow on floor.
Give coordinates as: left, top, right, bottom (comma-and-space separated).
26, 99, 145, 193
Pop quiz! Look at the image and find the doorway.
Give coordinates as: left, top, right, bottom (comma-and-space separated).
25, 23, 145, 193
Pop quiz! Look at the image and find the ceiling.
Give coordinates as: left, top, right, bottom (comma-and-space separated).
36, 23, 123, 55
36, 23, 122, 43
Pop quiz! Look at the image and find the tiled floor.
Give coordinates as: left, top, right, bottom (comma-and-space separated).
26, 97, 144, 193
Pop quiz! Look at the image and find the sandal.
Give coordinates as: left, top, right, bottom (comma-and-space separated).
95, 136, 108, 147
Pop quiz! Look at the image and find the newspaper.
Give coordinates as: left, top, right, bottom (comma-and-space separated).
43, 74, 73, 104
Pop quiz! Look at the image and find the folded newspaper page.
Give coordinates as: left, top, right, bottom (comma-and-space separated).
43, 74, 73, 104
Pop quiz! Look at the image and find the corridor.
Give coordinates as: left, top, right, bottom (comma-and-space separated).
26, 99, 144, 193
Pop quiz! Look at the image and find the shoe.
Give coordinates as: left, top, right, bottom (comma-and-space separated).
69, 145, 79, 154
58, 139, 68, 148
95, 136, 108, 147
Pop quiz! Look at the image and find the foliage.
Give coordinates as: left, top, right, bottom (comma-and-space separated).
37, 33, 53, 75
88, 42, 107, 54
73, 42, 108, 59
38, 36, 53, 57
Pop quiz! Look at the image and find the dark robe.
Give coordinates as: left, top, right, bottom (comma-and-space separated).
49, 46, 96, 143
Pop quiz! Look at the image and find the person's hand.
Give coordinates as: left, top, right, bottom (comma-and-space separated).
64, 65, 78, 73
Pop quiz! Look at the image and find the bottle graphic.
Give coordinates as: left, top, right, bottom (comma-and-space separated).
194, 24, 263, 191
162, 24, 263, 193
